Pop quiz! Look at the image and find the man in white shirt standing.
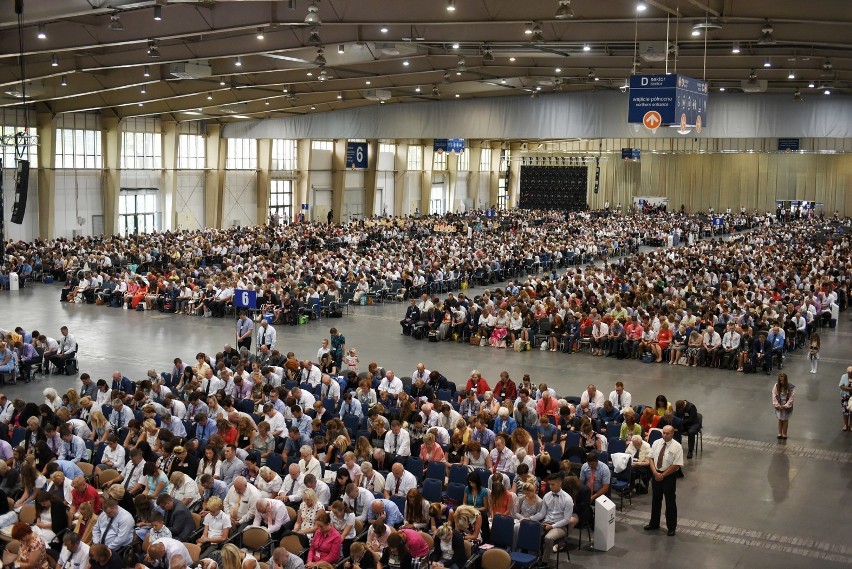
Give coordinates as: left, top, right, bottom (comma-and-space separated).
644, 425, 684, 536
608, 382, 632, 412
257, 319, 277, 350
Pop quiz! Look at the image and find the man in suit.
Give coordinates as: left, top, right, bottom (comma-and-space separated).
644, 426, 684, 537
399, 300, 421, 336
753, 332, 771, 374
674, 400, 700, 459
156, 493, 195, 541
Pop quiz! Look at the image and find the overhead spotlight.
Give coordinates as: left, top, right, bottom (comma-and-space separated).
415, 85, 421, 92
555, 67, 561, 73
691, 23, 701, 37
731, 41, 740, 54
482, 45, 494, 63
455, 93, 460, 98
338, 44, 345, 54
555, 0, 574, 19
535, 86, 542, 91
108, 14, 124, 31
337, 91, 343, 99
256, 28, 265, 40
432, 85, 439, 96
443, 72, 451, 83
524, 23, 533, 35
824, 87, 831, 95
310, 105, 316, 110
583, 43, 591, 52
143, 65, 151, 77
808, 81, 815, 88
37, 24, 46, 39
509, 56, 516, 62
153, 5, 162, 21
140, 85, 147, 94
265, 99, 270, 105
308, 28, 322, 45
283, 85, 289, 93
304, 1, 321, 25
447, 0, 456, 12
138, 102, 143, 107
60, 75, 67, 86
147, 40, 160, 58
788, 70, 795, 79
588, 68, 597, 80
207, 92, 213, 100
758, 21, 775, 45
220, 77, 227, 86
636, 2, 647, 12
380, 100, 386, 104
235, 56, 242, 67
763, 57, 771, 68
793, 90, 802, 102
315, 48, 326, 66
500, 78, 507, 84
306, 71, 313, 76
530, 24, 544, 44
318, 70, 328, 81
821, 58, 833, 76
51, 53, 58, 67
451, 42, 460, 49
380, 26, 389, 33
403, 60, 410, 66
719, 87, 725, 91
365, 80, 371, 85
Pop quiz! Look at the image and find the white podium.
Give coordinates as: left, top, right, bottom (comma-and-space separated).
593, 495, 616, 551
8, 272, 19, 291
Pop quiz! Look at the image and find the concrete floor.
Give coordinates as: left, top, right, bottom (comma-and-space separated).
1, 281, 851, 568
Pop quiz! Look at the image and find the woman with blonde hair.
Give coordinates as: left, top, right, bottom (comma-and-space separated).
88, 410, 111, 444
256, 466, 283, 498
168, 471, 201, 507
452, 505, 483, 543
73, 501, 96, 544
42, 388, 59, 411
354, 436, 373, 464
64, 389, 81, 416
294, 488, 323, 537
142, 418, 161, 454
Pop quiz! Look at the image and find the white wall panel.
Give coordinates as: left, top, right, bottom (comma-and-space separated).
223, 170, 257, 227
175, 171, 205, 230
54, 170, 103, 238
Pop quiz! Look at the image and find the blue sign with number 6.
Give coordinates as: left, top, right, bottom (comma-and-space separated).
234, 289, 257, 309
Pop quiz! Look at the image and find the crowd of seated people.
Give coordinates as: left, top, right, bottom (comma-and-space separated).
3, 208, 769, 311
0, 321, 704, 568
401, 217, 850, 375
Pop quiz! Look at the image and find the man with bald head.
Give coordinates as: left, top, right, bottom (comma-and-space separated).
366, 497, 403, 528
224, 476, 261, 534
253, 498, 291, 539
644, 425, 683, 537
140, 538, 192, 569
278, 463, 305, 504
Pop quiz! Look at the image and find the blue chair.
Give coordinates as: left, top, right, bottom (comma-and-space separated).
235, 399, 255, 414
90, 443, 106, 469
606, 423, 620, 439
389, 495, 406, 514
611, 461, 632, 510
448, 464, 468, 487
10, 427, 25, 447
160, 372, 172, 387
405, 457, 424, 483
343, 414, 360, 435
564, 431, 581, 449
424, 461, 445, 483
266, 453, 284, 475
512, 520, 543, 568
489, 515, 515, 550
545, 444, 563, 461
477, 468, 490, 488
648, 430, 663, 446
597, 451, 610, 465
446, 482, 465, 507
101, 404, 113, 419
608, 439, 627, 455
437, 389, 452, 402
421, 478, 443, 503
322, 398, 337, 413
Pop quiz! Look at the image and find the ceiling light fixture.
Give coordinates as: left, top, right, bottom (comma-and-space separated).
257, 28, 265, 40
415, 85, 421, 92
306, 71, 313, 76
141, 85, 147, 94
207, 92, 213, 100
147, 40, 160, 58
530, 24, 544, 43
365, 80, 371, 85
308, 29, 322, 45
793, 90, 802, 102
318, 70, 328, 81
283, 85, 289, 93
808, 81, 815, 88
524, 24, 533, 35
691, 23, 701, 37
236, 57, 243, 67
109, 14, 123, 31
455, 94, 460, 98
403, 60, 410, 66
338, 44, 345, 54
788, 70, 795, 79
380, 26, 388, 33
482, 45, 494, 63
304, 1, 321, 25
310, 105, 316, 110
636, 2, 647, 12
555, 0, 574, 19
265, 99, 270, 105
447, 0, 456, 12
60, 75, 67, 86
583, 43, 591, 52
731, 41, 740, 54
337, 91, 343, 99
143, 65, 151, 77
509, 57, 516, 62
138, 102, 143, 107
153, 5, 162, 21
719, 87, 725, 91
758, 21, 775, 45
432, 85, 439, 96
763, 57, 771, 68
220, 78, 227, 86
555, 67, 562, 73
51, 54, 58, 67
500, 78, 507, 84
315, 48, 326, 66
457, 57, 466, 73
37, 24, 46, 39
824, 87, 831, 95
452, 42, 460, 49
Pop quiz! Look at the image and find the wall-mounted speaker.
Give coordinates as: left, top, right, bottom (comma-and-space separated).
10, 159, 30, 224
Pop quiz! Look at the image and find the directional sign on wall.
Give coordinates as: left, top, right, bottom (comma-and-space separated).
346, 142, 368, 169
434, 138, 465, 154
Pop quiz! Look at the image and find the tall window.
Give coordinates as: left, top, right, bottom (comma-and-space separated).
379, 143, 396, 155
458, 150, 470, 171
479, 148, 491, 172
270, 180, 293, 223
1, 126, 38, 167
407, 145, 422, 170
55, 128, 102, 168
121, 131, 162, 169
499, 149, 511, 172
178, 134, 205, 169
497, 178, 508, 210
226, 138, 257, 169
119, 189, 158, 236
433, 151, 447, 171
272, 139, 298, 170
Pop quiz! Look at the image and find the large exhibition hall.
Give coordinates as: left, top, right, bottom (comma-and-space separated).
0, 1, 850, 569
